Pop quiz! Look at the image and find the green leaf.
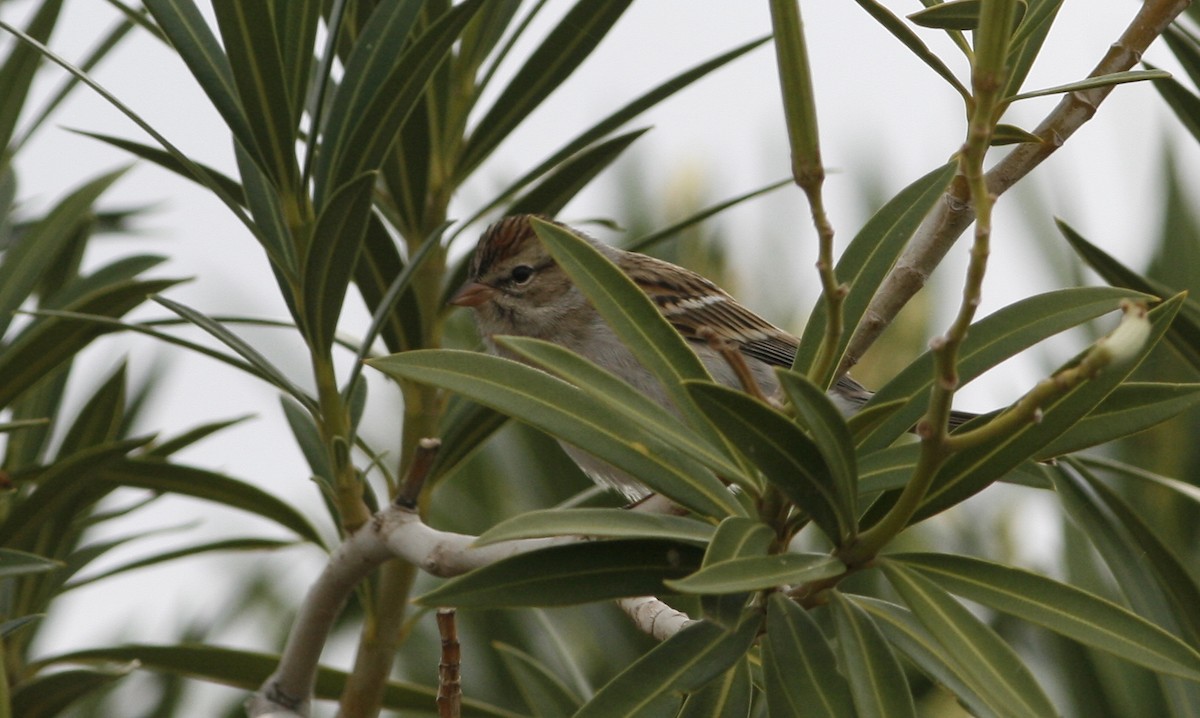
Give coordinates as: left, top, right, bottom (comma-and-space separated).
1003, 0, 1063, 99
694, 517, 774, 625
574, 612, 760, 718
146, 414, 254, 458
0, 168, 127, 337
1037, 383, 1200, 459
908, 0, 1027, 30
0, 0, 64, 150
497, 336, 747, 484
96, 457, 323, 546
316, 0, 486, 205
39, 644, 521, 717
686, 382, 851, 543
455, 0, 635, 180
342, 221, 446, 401
775, 369, 859, 516
1063, 459, 1200, 642
853, 596, 998, 718
895, 552, 1200, 682
913, 294, 1182, 522
1009, 69, 1171, 101
369, 350, 741, 518
508, 128, 649, 216
152, 295, 316, 412
66, 537, 292, 590
0, 277, 181, 411
142, 0, 255, 153
529, 217, 712, 400
624, 178, 791, 253
666, 553, 845, 595
426, 397, 508, 485
795, 162, 958, 378
1053, 463, 1200, 713
829, 591, 917, 718
301, 172, 376, 354
234, 139, 297, 277
476, 508, 714, 546
12, 666, 134, 718
57, 363, 126, 456
991, 123, 1043, 145
1058, 219, 1200, 373
353, 212, 426, 354
859, 286, 1150, 452
417, 539, 705, 608
763, 594, 856, 718
73, 129, 245, 203
459, 34, 771, 228
212, 0, 299, 192
852, 0, 968, 99
880, 560, 1058, 718
678, 659, 752, 718
495, 643, 582, 718
0, 549, 62, 578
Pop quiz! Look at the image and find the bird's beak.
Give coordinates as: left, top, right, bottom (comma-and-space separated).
449, 281, 495, 308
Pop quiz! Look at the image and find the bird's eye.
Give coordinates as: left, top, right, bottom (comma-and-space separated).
510, 265, 535, 285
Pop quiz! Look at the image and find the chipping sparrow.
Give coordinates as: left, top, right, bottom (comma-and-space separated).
451, 215, 952, 499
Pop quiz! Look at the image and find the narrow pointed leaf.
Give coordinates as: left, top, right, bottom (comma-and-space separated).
1003, 0, 1063, 98
625, 178, 791, 253
860, 286, 1150, 452
316, 0, 486, 204
795, 162, 958, 375
1037, 382, 1200, 459
913, 294, 1182, 522
678, 659, 752, 718
1054, 463, 1200, 712
495, 643, 582, 718
370, 350, 742, 517
853, 596, 999, 718
302, 172, 376, 354
686, 381, 851, 543
775, 368, 858, 514
852, 1, 968, 98
763, 593, 856, 718
508, 128, 649, 216
235, 140, 296, 276
574, 612, 760, 718
1009, 70, 1170, 102
74, 129, 245, 203
12, 666, 133, 718
417, 539, 704, 607
829, 591, 917, 718
0, 168, 127, 336
97, 457, 323, 546
0, 278, 181, 410
456, 0, 635, 179
143, 0, 254, 150
497, 336, 747, 483
477, 508, 714, 546
666, 553, 845, 595
695, 517, 773, 625
212, 0, 299, 190
68, 538, 293, 590
152, 295, 316, 411
0, 0, 64, 149
881, 560, 1058, 718
460, 34, 770, 228
39, 644, 520, 717
896, 552, 1200, 682
0, 549, 61, 578
1058, 219, 1200, 373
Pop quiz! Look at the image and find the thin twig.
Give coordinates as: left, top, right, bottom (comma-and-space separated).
396, 438, 442, 508
436, 608, 462, 718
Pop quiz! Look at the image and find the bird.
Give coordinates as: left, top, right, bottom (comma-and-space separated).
450, 214, 961, 499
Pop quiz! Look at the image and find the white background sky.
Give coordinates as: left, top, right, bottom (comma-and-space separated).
8, 0, 1193, 707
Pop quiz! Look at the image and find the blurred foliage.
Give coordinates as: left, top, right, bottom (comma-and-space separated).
1, 1, 1200, 717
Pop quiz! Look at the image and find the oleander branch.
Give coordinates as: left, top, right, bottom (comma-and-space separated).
840, 0, 1189, 376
